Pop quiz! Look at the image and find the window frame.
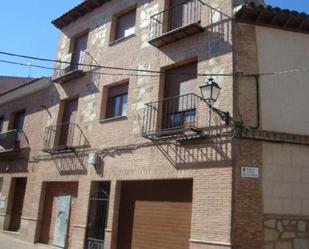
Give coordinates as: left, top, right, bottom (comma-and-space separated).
103, 81, 129, 121
107, 93, 128, 118
110, 6, 137, 43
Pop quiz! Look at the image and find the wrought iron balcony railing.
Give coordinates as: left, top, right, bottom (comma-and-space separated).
149, 0, 204, 47
142, 93, 207, 138
0, 130, 22, 153
52, 50, 96, 84
42, 123, 89, 153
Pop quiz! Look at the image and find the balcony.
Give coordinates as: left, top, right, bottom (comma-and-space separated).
42, 123, 89, 154
142, 93, 207, 139
149, 0, 204, 47
52, 50, 94, 84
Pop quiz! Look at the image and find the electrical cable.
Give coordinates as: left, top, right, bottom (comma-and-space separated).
1, 50, 309, 77
0, 50, 237, 77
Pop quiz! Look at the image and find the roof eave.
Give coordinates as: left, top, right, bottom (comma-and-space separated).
235, 2, 309, 34
52, 0, 110, 30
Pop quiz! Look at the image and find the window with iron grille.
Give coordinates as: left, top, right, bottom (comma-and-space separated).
105, 83, 128, 119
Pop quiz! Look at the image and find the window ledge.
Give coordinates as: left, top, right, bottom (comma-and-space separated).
100, 116, 128, 124
109, 34, 136, 46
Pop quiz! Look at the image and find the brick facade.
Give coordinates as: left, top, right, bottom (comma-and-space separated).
0, 1, 308, 249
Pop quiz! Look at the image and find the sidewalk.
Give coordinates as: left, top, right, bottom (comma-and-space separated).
0, 233, 56, 249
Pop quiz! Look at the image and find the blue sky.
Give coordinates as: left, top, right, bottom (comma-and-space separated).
0, 0, 308, 78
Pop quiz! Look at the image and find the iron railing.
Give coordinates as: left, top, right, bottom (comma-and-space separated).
0, 130, 20, 152
149, 0, 202, 39
42, 123, 88, 153
53, 50, 95, 80
142, 93, 205, 137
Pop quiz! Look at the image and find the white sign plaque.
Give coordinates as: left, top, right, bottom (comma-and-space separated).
241, 167, 259, 178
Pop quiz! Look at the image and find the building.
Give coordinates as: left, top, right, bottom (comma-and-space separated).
0, 76, 34, 95
0, 1, 308, 249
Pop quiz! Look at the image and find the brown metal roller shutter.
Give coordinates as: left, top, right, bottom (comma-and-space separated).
117, 179, 193, 249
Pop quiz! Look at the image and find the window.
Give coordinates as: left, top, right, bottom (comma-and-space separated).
114, 9, 136, 41
106, 83, 128, 119
0, 116, 4, 133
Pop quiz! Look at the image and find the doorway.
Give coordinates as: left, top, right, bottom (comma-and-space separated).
162, 61, 198, 130
58, 98, 78, 149
39, 182, 78, 249
116, 179, 193, 249
85, 182, 110, 249
71, 33, 88, 71
7, 177, 27, 232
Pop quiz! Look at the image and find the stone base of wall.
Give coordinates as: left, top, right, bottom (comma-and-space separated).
264, 215, 309, 249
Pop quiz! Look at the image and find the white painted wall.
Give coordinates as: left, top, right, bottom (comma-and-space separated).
256, 27, 309, 135
263, 142, 309, 215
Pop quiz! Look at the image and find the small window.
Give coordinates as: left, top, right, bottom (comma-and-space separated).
0, 116, 4, 133
114, 9, 136, 41
106, 83, 128, 119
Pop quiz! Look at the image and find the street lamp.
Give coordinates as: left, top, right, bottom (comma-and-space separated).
199, 78, 221, 105
199, 78, 231, 126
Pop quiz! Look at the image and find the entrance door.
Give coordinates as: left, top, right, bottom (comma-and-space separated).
9, 178, 27, 231
58, 98, 78, 149
52, 194, 72, 248
85, 182, 110, 249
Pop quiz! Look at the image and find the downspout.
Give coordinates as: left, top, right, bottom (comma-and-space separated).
252, 74, 260, 129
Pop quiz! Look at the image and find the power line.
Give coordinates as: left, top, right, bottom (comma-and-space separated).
0, 59, 160, 77
0, 50, 236, 77
0, 57, 236, 77
0, 50, 309, 77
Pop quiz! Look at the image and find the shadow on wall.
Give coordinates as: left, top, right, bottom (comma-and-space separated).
0, 156, 30, 173
94, 136, 232, 173
52, 152, 88, 175
154, 137, 232, 169
159, 15, 233, 62
0, 132, 31, 173
58, 71, 101, 99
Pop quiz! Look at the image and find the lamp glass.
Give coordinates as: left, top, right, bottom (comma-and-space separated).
200, 78, 222, 103
212, 84, 221, 102
200, 84, 212, 101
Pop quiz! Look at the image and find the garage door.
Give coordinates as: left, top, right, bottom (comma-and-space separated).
117, 179, 193, 249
